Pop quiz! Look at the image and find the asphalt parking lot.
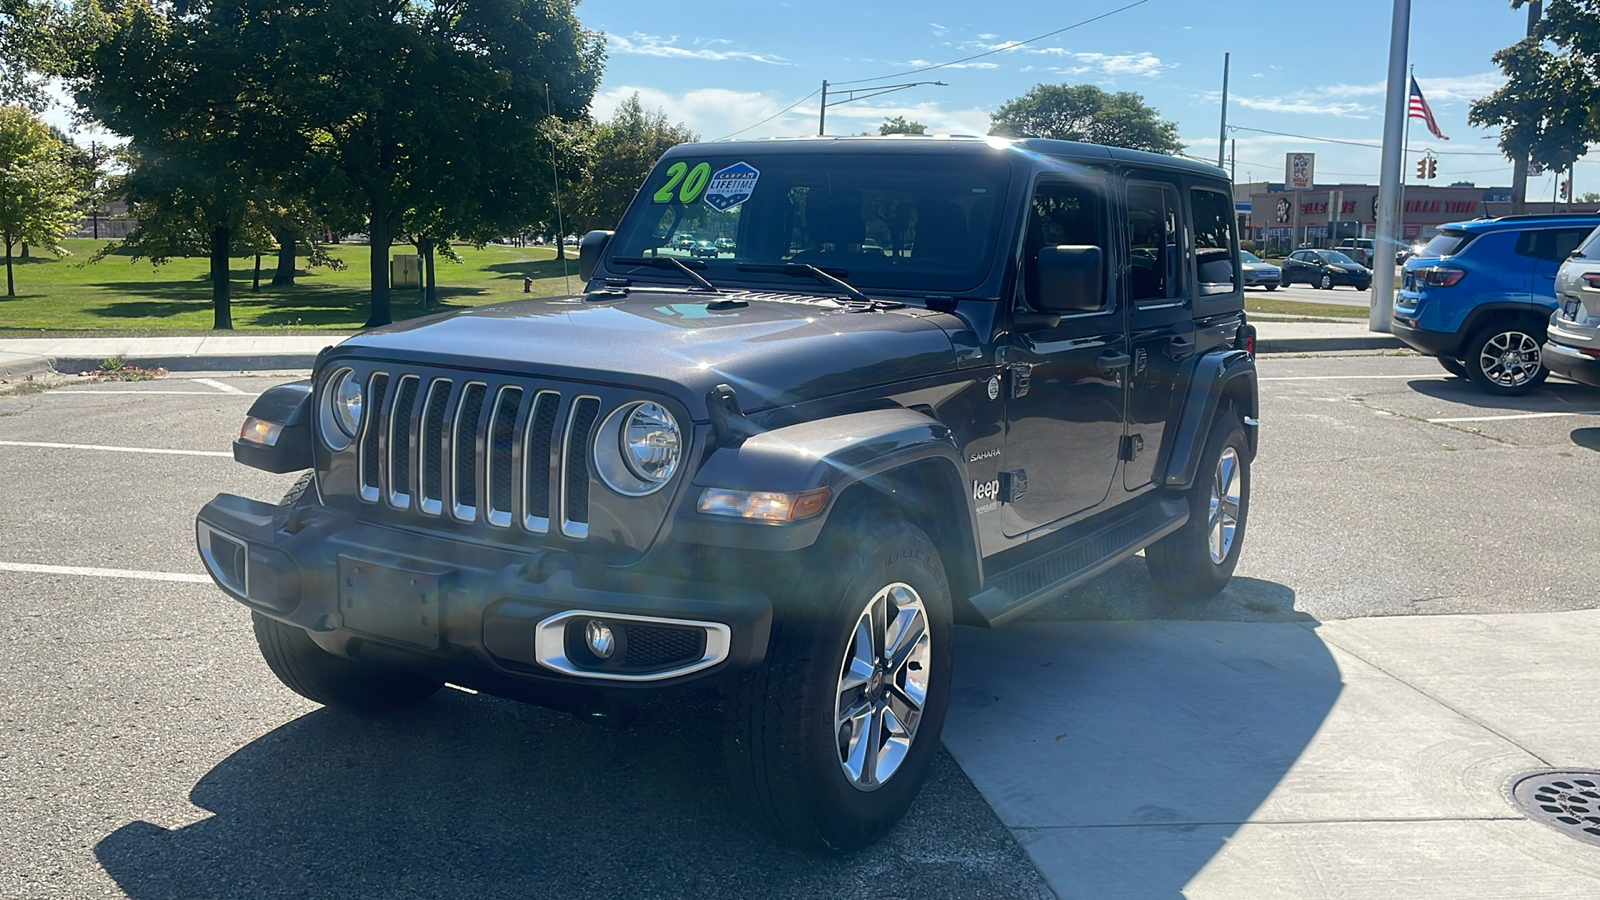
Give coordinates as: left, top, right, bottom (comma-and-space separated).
2, 354, 1598, 898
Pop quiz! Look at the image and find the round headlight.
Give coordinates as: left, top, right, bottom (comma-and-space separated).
332, 370, 364, 437
622, 402, 681, 484
593, 401, 681, 497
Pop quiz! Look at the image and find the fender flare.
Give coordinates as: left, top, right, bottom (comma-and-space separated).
1162, 350, 1258, 491
673, 408, 983, 588
234, 381, 314, 473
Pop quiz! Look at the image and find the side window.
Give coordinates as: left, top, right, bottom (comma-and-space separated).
1190, 188, 1237, 295
1514, 228, 1593, 263
1022, 181, 1109, 312
1126, 181, 1184, 305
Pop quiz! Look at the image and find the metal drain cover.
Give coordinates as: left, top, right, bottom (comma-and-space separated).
1508, 769, 1600, 847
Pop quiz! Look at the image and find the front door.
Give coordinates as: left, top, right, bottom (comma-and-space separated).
1001, 175, 1127, 538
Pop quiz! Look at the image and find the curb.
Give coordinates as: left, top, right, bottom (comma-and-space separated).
50, 354, 321, 374
1254, 334, 1405, 354
0, 357, 57, 381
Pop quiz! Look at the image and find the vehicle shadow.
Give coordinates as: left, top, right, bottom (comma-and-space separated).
1407, 376, 1599, 411
94, 690, 1049, 899
944, 570, 1339, 898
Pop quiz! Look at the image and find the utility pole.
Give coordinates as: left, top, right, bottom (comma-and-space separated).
1218, 53, 1230, 168
1230, 138, 1236, 184
818, 81, 828, 136
1510, 1, 1542, 215
1371, 0, 1411, 333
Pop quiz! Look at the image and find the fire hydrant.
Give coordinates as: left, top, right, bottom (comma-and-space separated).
523, 276, 532, 293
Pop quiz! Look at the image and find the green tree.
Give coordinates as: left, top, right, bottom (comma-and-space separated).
1471, 1, 1600, 197
569, 94, 696, 238
988, 84, 1183, 154
0, 106, 86, 296
879, 116, 926, 135
268, 0, 604, 326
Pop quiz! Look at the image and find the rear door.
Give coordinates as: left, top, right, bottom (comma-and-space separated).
1518, 227, 1595, 305
1121, 173, 1199, 491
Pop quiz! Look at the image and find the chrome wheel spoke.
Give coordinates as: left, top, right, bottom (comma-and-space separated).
1208, 446, 1240, 563
834, 581, 933, 791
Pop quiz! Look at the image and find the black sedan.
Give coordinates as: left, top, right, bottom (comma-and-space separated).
1280, 249, 1371, 290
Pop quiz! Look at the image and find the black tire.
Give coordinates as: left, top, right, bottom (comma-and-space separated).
1264, 283, 1277, 292
1279, 275, 1291, 288
279, 472, 315, 508
1437, 356, 1470, 379
252, 612, 442, 713
729, 513, 954, 852
1146, 411, 1250, 601
1463, 321, 1549, 396
1318, 273, 1333, 290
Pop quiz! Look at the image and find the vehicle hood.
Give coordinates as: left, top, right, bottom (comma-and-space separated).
333, 291, 963, 419
1243, 262, 1280, 272
1329, 263, 1368, 273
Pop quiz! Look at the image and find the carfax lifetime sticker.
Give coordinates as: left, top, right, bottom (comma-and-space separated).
703, 162, 760, 212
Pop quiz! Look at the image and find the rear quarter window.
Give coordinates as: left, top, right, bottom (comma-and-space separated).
1420, 230, 1474, 258
1514, 228, 1595, 263
1574, 225, 1600, 260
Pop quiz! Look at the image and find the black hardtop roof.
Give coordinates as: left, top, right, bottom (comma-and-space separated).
661, 134, 1229, 182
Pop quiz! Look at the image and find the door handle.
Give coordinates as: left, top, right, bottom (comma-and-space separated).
1169, 337, 1195, 353
1096, 351, 1131, 373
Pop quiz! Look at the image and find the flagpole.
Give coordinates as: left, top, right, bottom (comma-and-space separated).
1399, 66, 1412, 247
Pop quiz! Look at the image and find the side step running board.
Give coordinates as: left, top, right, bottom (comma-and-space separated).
967, 496, 1189, 626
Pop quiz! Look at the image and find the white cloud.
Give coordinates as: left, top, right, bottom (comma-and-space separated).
930, 22, 948, 36
590, 86, 992, 142
1059, 51, 1166, 78
1319, 72, 1502, 103
1232, 95, 1375, 119
977, 32, 999, 40
606, 32, 791, 65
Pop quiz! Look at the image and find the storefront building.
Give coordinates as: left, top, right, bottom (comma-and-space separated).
1246, 182, 1599, 255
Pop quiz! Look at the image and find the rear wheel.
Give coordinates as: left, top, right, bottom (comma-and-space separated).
1464, 322, 1548, 396
1146, 411, 1250, 601
729, 513, 953, 851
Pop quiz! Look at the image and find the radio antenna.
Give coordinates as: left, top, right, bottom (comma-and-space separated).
546, 84, 572, 295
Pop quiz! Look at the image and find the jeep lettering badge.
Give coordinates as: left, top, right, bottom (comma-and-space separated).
195, 135, 1258, 854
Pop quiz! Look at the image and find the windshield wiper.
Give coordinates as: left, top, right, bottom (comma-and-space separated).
736, 263, 880, 304
611, 255, 720, 292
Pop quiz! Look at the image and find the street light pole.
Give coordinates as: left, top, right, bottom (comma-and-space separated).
1218, 52, 1230, 169
1370, 0, 1411, 333
818, 81, 828, 136
817, 80, 946, 136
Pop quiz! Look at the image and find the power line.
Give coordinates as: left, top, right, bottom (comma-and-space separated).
1228, 124, 1507, 156
712, 88, 822, 141
829, 0, 1151, 86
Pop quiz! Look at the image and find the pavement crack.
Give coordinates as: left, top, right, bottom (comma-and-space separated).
1318, 631, 1552, 768
1361, 402, 1517, 444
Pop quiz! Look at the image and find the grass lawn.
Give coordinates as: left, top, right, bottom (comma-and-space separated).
1244, 294, 1365, 319
0, 239, 583, 335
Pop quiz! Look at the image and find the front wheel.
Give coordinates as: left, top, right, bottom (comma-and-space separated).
1438, 356, 1469, 379
1464, 323, 1548, 396
252, 612, 442, 713
1319, 273, 1333, 290
1146, 412, 1251, 601
730, 514, 953, 851
1264, 283, 1278, 292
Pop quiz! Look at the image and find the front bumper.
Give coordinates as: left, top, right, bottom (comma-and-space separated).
1541, 340, 1600, 387
1242, 268, 1280, 287
196, 493, 772, 690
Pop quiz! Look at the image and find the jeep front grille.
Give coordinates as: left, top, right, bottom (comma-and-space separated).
353, 373, 603, 539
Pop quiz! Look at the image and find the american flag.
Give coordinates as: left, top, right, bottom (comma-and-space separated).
1409, 77, 1449, 140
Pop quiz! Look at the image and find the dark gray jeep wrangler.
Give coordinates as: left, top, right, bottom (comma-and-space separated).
197, 135, 1259, 851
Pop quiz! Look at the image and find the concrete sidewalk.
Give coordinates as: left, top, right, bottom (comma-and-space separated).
942, 609, 1600, 899
0, 319, 1400, 377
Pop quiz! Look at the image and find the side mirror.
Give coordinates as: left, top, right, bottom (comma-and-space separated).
1034, 245, 1104, 313
578, 230, 613, 283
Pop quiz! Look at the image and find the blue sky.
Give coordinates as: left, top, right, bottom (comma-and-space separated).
583, 0, 1595, 198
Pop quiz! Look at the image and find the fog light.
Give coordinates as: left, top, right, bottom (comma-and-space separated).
585, 619, 615, 659
239, 415, 283, 446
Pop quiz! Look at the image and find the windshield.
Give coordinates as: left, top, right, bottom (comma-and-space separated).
605, 153, 1013, 295
1240, 251, 1262, 263
1318, 250, 1357, 265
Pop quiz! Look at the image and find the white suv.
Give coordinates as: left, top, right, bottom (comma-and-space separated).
1543, 225, 1600, 386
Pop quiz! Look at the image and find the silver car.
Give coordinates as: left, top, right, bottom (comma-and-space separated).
1239, 251, 1281, 291
1543, 225, 1600, 387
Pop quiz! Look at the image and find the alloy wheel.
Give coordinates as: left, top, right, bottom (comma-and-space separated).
834, 582, 931, 792
1477, 330, 1543, 388
1208, 447, 1241, 564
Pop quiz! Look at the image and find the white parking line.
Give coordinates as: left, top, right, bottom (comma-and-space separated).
0, 440, 231, 457
0, 561, 210, 584
1260, 374, 1447, 382
192, 378, 247, 394
1427, 410, 1600, 423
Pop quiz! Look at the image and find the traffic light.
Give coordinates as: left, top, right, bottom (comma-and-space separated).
1416, 158, 1428, 179
1426, 157, 1437, 180
1560, 177, 1571, 201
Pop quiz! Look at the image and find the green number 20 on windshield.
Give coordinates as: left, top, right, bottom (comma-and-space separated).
652, 161, 712, 204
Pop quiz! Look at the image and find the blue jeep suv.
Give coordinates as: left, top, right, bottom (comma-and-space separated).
1393, 214, 1600, 395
